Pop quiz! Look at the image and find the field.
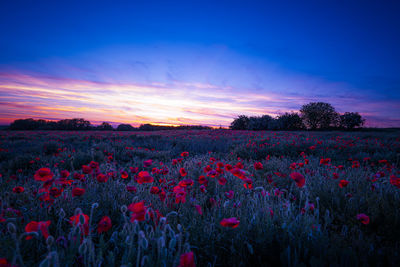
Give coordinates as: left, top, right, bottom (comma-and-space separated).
1, 130, 400, 267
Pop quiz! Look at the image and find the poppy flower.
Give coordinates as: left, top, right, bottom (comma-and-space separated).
194, 205, 202, 215
136, 171, 154, 184
12, 186, 24, 193
49, 187, 63, 198
0, 258, 11, 267
290, 172, 305, 188
97, 216, 112, 233
72, 187, 85, 197
339, 179, 349, 188
126, 185, 137, 192
225, 190, 234, 199
89, 161, 99, 170
69, 214, 90, 235
73, 173, 85, 181
82, 165, 92, 174
218, 177, 227, 185
60, 170, 70, 179
143, 159, 153, 167
128, 201, 146, 222
181, 151, 189, 157
25, 220, 51, 240
179, 167, 188, 177
356, 213, 370, 225
121, 171, 129, 179
198, 175, 208, 185
173, 186, 187, 204
178, 179, 194, 187
178, 251, 196, 267
96, 173, 108, 183
220, 217, 240, 228
254, 162, 263, 170
34, 168, 54, 182
150, 186, 160, 194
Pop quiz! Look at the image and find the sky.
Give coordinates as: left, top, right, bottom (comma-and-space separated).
0, 0, 399, 127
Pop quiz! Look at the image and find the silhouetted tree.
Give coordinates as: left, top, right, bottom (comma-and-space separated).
340, 112, 365, 129
300, 102, 339, 130
276, 112, 305, 130
96, 122, 114, 131
116, 124, 135, 131
230, 115, 250, 130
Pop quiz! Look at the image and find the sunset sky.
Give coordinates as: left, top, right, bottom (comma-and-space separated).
1, 1, 399, 127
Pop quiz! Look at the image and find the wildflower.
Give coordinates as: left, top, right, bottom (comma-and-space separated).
290, 172, 305, 188
69, 214, 90, 236
25, 220, 51, 240
121, 171, 129, 179
97, 216, 112, 233
356, 213, 370, 225
96, 173, 108, 183
72, 187, 85, 197
339, 179, 349, 188
179, 167, 188, 177
136, 171, 154, 184
178, 251, 196, 267
128, 201, 146, 222
254, 162, 263, 170
12, 186, 24, 193
143, 159, 152, 167
220, 217, 240, 228
34, 168, 54, 182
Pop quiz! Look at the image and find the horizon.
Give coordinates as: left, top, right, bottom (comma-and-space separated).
1, 1, 400, 127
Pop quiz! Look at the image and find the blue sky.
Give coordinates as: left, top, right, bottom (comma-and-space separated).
0, 0, 399, 126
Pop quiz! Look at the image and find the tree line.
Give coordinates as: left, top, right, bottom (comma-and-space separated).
8, 118, 212, 131
230, 102, 365, 130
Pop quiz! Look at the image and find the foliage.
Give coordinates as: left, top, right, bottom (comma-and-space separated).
300, 102, 340, 130
340, 112, 365, 129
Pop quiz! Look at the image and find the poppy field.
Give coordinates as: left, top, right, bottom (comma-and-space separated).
0, 130, 400, 266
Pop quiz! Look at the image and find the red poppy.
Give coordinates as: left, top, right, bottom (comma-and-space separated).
150, 186, 160, 194
178, 251, 196, 267
179, 167, 188, 177
220, 217, 240, 228
96, 173, 108, 183
194, 205, 202, 215
69, 214, 90, 235
178, 179, 194, 187
225, 190, 234, 199
12, 186, 24, 193
49, 187, 63, 198
0, 258, 11, 267
34, 168, 54, 182
128, 201, 147, 222
60, 170, 70, 179
82, 165, 92, 174
72, 187, 85, 197
97, 216, 112, 233
254, 162, 263, 170
143, 159, 153, 167
127, 185, 137, 192
121, 171, 129, 179
356, 213, 370, 225
136, 171, 154, 184
290, 172, 305, 188
25, 220, 51, 240
198, 175, 208, 185
218, 177, 227, 185
339, 180, 349, 188
181, 151, 189, 157
173, 186, 187, 204
224, 164, 233, 171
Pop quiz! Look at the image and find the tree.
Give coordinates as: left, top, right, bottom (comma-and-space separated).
339, 112, 365, 129
300, 102, 339, 130
230, 115, 250, 130
97, 122, 114, 131
116, 124, 135, 131
276, 112, 305, 130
